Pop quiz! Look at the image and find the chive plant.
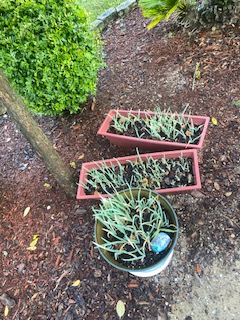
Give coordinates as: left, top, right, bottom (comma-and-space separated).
81, 150, 194, 194
110, 106, 203, 144
93, 189, 177, 262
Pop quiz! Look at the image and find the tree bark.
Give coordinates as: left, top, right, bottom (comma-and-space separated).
0, 70, 77, 197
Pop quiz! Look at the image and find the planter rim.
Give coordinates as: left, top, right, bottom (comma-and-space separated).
76, 149, 201, 200
94, 188, 178, 273
97, 109, 210, 150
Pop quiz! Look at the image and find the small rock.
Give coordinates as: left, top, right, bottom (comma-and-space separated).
214, 181, 220, 191
75, 208, 87, 215
94, 269, 102, 278
17, 262, 25, 273
173, 203, 182, 209
191, 190, 205, 198
164, 177, 170, 185
225, 191, 232, 197
219, 154, 227, 162
190, 231, 198, 239
151, 232, 171, 253
0, 293, 16, 308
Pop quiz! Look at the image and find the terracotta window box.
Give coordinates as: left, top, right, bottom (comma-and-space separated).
97, 109, 210, 151
76, 149, 201, 200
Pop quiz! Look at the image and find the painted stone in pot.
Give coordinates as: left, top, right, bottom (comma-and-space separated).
151, 232, 171, 253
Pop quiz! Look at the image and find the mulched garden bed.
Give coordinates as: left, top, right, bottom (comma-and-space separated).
0, 7, 239, 320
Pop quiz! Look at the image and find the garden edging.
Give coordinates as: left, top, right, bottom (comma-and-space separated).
91, 0, 138, 30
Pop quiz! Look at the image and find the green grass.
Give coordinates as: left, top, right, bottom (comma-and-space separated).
78, 0, 123, 21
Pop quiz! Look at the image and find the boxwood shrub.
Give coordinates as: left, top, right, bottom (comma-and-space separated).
0, 0, 105, 115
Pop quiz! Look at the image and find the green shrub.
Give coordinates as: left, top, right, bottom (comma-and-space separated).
0, 0, 105, 115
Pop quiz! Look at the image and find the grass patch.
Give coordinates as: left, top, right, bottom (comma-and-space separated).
78, 0, 123, 21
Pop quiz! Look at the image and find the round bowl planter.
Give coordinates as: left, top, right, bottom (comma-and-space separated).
94, 189, 178, 277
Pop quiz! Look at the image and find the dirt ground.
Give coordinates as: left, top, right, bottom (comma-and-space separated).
0, 7, 240, 320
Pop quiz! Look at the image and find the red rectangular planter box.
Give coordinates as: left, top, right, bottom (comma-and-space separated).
97, 109, 210, 151
76, 149, 201, 200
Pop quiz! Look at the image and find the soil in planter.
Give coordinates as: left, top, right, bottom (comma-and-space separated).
103, 206, 176, 269
84, 157, 194, 195
116, 239, 174, 269
108, 117, 203, 145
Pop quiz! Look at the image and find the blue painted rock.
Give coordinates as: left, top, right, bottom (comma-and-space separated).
151, 232, 171, 253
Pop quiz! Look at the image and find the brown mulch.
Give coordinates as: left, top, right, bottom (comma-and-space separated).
0, 7, 240, 320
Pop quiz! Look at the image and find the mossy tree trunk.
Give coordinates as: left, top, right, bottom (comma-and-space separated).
0, 70, 76, 197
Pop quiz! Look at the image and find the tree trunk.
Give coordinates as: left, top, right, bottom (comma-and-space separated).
0, 70, 77, 197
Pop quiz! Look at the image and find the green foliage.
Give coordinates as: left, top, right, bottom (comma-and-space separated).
111, 107, 203, 144
139, 0, 186, 29
81, 150, 194, 194
232, 100, 240, 107
93, 189, 177, 262
0, 0, 105, 115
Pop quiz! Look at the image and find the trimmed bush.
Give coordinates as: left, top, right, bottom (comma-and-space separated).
0, 0, 105, 115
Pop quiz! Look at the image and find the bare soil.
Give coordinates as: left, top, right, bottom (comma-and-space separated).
0, 7, 240, 320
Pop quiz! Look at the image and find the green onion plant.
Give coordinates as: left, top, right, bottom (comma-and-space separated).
81, 149, 194, 194
110, 106, 203, 145
93, 188, 177, 262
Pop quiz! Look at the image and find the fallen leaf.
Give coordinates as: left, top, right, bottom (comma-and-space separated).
55, 254, 62, 267
70, 161, 76, 169
69, 299, 76, 304
185, 130, 191, 137
31, 292, 39, 300
232, 100, 240, 107
211, 117, 218, 125
27, 246, 37, 251
23, 206, 31, 217
195, 263, 201, 274
4, 305, 9, 317
141, 177, 148, 188
225, 191, 232, 197
43, 183, 51, 188
71, 280, 80, 287
94, 191, 101, 196
214, 182, 220, 191
91, 102, 95, 111
73, 125, 81, 130
91, 97, 96, 111
116, 300, 125, 319
78, 154, 85, 160
30, 239, 38, 247
127, 282, 139, 288
29, 235, 39, 247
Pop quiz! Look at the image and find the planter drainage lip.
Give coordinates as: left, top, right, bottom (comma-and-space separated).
76, 149, 201, 200
94, 189, 178, 277
97, 109, 210, 151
